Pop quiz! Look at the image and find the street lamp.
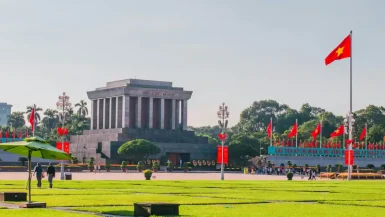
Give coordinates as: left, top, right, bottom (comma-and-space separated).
217, 102, 229, 181
56, 92, 71, 180
343, 112, 355, 180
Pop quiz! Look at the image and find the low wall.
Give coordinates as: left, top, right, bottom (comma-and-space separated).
266, 155, 385, 167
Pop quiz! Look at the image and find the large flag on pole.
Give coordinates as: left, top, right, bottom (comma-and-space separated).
29, 107, 35, 132
266, 119, 272, 139
330, 125, 344, 138
359, 125, 366, 141
311, 124, 321, 140
325, 34, 351, 65
287, 122, 297, 138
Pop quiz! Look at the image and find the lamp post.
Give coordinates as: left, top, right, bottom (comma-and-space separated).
217, 102, 229, 180
56, 92, 71, 180
343, 112, 355, 180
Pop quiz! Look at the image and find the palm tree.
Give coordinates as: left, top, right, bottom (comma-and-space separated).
26, 106, 43, 125
42, 109, 58, 131
75, 100, 88, 116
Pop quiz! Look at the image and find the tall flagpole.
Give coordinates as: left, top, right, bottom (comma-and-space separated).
319, 121, 323, 158
348, 30, 353, 180
32, 104, 36, 137
270, 117, 272, 147
365, 123, 368, 158
295, 119, 298, 148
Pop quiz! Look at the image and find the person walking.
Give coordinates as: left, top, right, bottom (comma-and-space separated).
47, 163, 56, 188
33, 163, 43, 188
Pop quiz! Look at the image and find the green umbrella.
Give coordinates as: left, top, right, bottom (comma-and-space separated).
0, 137, 71, 204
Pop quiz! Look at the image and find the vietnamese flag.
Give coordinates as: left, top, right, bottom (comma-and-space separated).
5, 131, 9, 138
287, 122, 297, 138
29, 107, 35, 132
330, 125, 344, 138
311, 124, 321, 140
0, 130, 2, 138
266, 119, 272, 139
359, 125, 367, 141
325, 33, 351, 65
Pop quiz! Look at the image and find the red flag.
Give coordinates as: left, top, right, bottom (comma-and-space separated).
286, 140, 290, 147
29, 108, 35, 132
287, 122, 297, 138
5, 131, 9, 138
346, 139, 353, 145
311, 124, 321, 140
64, 142, 70, 154
299, 140, 302, 147
18, 130, 22, 139
330, 125, 344, 138
266, 120, 272, 139
359, 125, 366, 141
0, 130, 2, 138
325, 34, 351, 65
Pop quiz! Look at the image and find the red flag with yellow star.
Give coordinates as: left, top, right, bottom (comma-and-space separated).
311, 124, 321, 140
330, 125, 344, 138
325, 34, 351, 65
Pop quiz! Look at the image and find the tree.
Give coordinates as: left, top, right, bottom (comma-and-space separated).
228, 134, 259, 166
117, 139, 161, 162
26, 106, 43, 125
42, 109, 58, 131
7, 112, 25, 129
75, 100, 89, 116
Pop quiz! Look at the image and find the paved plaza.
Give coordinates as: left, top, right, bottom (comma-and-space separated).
0, 171, 316, 181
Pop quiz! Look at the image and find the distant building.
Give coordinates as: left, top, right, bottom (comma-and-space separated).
0, 103, 12, 126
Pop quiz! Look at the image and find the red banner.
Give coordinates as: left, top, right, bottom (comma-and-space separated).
344, 150, 354, 165
56, 142, 70, 154
217, 146, 228, 165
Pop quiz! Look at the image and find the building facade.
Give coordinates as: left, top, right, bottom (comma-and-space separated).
70, 79, 216, 165
0, 103, 12, 126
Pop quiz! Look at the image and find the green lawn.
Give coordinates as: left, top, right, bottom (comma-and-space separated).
0, 180, 385, 216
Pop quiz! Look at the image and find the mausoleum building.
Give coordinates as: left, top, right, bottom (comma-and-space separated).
70, 79, 216, 165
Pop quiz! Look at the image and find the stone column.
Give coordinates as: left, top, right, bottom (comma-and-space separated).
136, 97, 142, 128
115, 97, 118, 128
171, 99, 176, 130
182, 100, 188, 130
103, 98, 106, 129
109, 97, 112, 129
123, 96, 129, 128
96, 99, 100, 129
90, 99, 94, 130
175, 100, 180, 130
160, 98, 165, 129
149, 97, 153, 129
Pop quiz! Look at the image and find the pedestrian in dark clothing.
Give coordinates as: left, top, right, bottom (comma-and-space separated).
47, 163, 56, 188
33, 163, 43, 188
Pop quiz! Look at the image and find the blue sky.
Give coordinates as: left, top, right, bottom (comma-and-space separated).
1, 1, 384, 127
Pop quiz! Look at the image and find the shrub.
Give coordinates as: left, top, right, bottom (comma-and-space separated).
286, 172, 294, 180
121, 161, 127, 169
18, 157, 28, 166
381, 164, 385, 170
326, 164, 332, 172
366, 164, 375, 169
143, 169, 153, 180
292, 164, 297, 168
71, 157, 79, 164
137, 161, 144, 171
183, 162, 190, 169
304, 164, 309, 168
352, 164, 357, 169
105, 161, 111, 170
152, 161, 159, 169
167, 161, 174, 171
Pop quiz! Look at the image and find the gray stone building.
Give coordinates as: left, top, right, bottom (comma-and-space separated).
70, 79, 216, 165
0, 103, 12, 126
